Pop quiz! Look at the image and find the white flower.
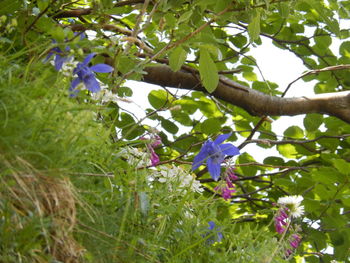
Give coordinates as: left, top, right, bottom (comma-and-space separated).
115, 146, 150, 168
60, 58, 78, 77
91, 84, 133, 104
278, 195, 304, 218
150, 165, 203, 194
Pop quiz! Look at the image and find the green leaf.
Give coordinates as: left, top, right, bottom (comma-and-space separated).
117, 86, 133, 97
37, 0, 49, 11
115, 112, 135, 128
278, 2, 290, 18
169, 46, 187, 72
304, 114, 323, 132
313, 2, 340, 36
242, 71, 257, 81
200, 118, 223, 134
284, 126, 304, 139
248, 8, 261, 42
263, 156, 285, 166
171, 111, 192, 126
274, 178, 294, 188
312, 167, 338, 185
198, 48, 219, 93
48, 26, 66, 42
237, 153, 258, 177
148, 89, 172, 109
277, 144, 298, 158
0, 0, 22, 15
178, 10, 193, 24
332, 159, 350, 175
161, 119, 179, 134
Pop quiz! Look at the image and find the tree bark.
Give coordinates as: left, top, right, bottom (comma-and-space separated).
141, 65, 350, 123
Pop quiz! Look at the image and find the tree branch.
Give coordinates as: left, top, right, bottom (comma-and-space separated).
141, 65, 350, 123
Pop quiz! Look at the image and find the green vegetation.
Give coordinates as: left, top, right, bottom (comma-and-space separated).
1, 1, 350, 262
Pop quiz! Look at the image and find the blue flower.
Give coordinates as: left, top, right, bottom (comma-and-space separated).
192, 133, 240, 181
70, 53, 114, 94
206, 221, 223, 244
44, 41, 71, 71
45, 33, 85, 71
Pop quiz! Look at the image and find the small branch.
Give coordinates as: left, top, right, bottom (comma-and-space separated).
238, 116, 269, 149
283, 64, 350, 97
244, 134, 350, 146
123, 0, 150, 54
52, 0, 144, 18
69, 172, 114, 177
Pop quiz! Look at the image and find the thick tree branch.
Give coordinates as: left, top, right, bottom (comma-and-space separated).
141, 65, 350, 123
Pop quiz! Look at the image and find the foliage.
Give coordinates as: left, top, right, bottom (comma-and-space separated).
1, 0, 350, 262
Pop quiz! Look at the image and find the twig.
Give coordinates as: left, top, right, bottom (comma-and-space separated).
283, 64, 350, 97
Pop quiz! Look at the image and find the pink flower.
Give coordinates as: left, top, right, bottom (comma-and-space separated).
140, 134, 162, 166
226, 166, 238, 180
150, 148, 160, 166
221, 187, 235, 200
290, 234, 301, 249
151, 135, 162, 148
274, 208, 289, 234
215, 177, 236, 201
225, 176, 235, 188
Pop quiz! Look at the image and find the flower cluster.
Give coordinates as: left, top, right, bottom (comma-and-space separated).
214, 167, 237, 200
149, 164, 203, 194
274, 195, 304, 256
117, 146, 150, 168
116, 145, 203, 194
91, 84, 133, 104
286, 234, 302, 257
45, 35, 114, 96
274, 208, 288, 234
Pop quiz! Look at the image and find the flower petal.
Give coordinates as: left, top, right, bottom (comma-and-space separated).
207, 158, 221, 181
54, 55, 67, 71
83, 75, 100, 93
192, 145, 208, 170
214, 133, 231, 144
83, 53, 95, 65
90, 63, 114, 73
44, 52, 54, 62
208, 221, 215, 230
70, 78, 81, 91
219, 143, 240, 156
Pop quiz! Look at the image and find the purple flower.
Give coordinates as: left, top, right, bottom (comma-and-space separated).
150, 147, 160, 166
221, 187, 235, 200
226, 166, 238, 180
214, 177, 236, 201
141, 135, 162, 166
290, 234, 301, 248
70, 53, 114, 94
206, 221, 223, 244
274, 208, 289, 234
150, 135, 162, 148
192, 133, 240, 181
44, 41, 71, 71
